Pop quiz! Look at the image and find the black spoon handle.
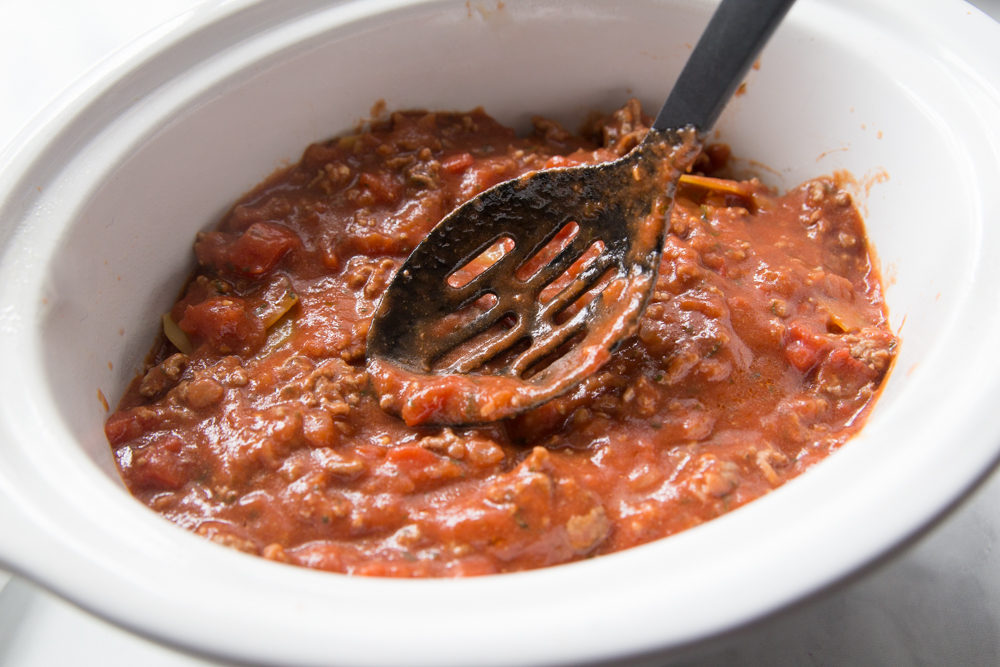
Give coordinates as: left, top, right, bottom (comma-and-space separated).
652, 0, 796, 133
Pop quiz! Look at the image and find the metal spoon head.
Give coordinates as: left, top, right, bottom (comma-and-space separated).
366, 126, 702, 426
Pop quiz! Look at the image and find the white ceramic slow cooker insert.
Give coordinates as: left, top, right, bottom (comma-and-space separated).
1, 1, 999, 665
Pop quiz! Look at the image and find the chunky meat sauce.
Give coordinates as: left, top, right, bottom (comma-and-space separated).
106, 101, 897, 576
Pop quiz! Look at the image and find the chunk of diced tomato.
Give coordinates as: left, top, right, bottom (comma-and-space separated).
357, 171, 401, 204
783, 320, 832, 372
441, 152, 474, 174
195, 222, 299, 276
129, 435, 191, 491
386, 444, 463, 490
178, 295, 264, 353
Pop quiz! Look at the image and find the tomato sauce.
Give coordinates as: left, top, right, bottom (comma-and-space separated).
106, 101, 897, 576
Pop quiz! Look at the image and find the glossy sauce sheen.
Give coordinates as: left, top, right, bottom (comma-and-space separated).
106, 102, 897, 576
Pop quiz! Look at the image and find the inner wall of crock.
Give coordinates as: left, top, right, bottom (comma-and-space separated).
38, 0, 973, 480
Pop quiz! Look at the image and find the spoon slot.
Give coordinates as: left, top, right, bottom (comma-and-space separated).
433, 313, 525, 373
447, 236, 515, 288
551, 264, 617, 326
511, 311, 589, 377
538, 239, 606, 304
515, 221, 580, 282
524, 226, 602, 294
521, 330, 588, 381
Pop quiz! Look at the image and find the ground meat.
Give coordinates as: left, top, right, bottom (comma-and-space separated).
106, 101, 896, 577
139, 353, 188, 398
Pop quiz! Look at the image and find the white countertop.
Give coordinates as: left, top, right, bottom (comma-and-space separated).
2, 1, 1000, 665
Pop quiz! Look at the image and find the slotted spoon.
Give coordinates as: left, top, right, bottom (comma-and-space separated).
367, 0, 796, 426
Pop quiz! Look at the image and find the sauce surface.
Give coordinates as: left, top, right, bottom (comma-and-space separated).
106, 101, 897, 576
